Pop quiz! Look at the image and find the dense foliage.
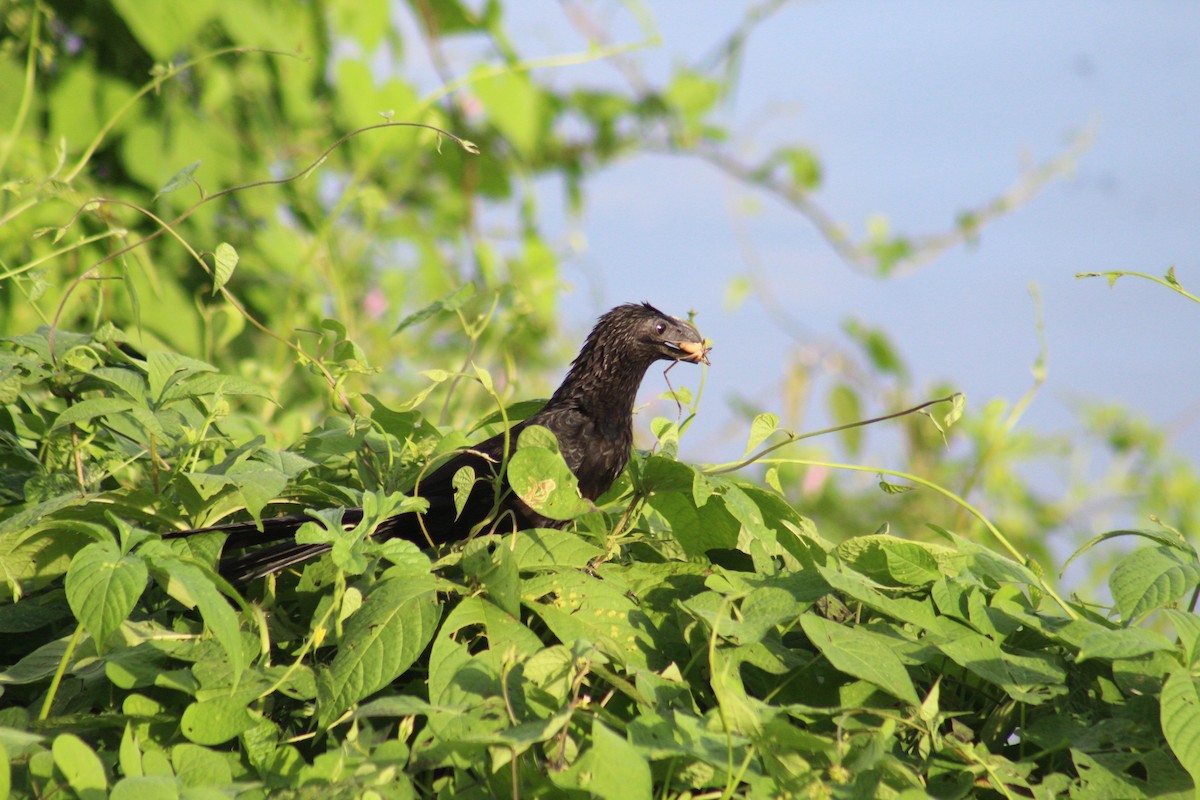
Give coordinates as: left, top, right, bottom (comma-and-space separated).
2, 2, 1199, 798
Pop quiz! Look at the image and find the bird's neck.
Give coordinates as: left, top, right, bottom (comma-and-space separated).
546, 349, 656, 423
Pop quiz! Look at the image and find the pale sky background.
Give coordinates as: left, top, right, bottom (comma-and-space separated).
401, 3, 1200, 536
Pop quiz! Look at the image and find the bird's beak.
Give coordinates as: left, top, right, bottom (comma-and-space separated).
676, 339, 712, 365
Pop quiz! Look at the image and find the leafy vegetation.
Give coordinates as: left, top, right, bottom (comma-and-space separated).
2, 2, 1198, 798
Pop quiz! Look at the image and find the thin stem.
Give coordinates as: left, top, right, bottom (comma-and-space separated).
704, 394, 961, 477
0, 3, 39, 176
1077, 269, 1200, 305
39, 623, 86, 721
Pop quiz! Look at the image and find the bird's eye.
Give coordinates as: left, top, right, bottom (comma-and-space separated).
655, 322, 666, 334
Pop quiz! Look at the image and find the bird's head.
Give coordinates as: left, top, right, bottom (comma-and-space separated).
609, 302, 711, 366
549, 302, 711, 412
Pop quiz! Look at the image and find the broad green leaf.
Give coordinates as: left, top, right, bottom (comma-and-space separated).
744, 412, 778, 456
471, 68, 546, 157
648, 490, 740, 558
1161, 668, 1200, 791
828, 383, 863, 454
801, 615, 920, 706
65, 541, 147, 647
836, 536, 944, 587
934, 631, 1067, 705
145, 555, 245, 685
523, 570, 655, 669
0, 633, 94, 685
513, 528, 603, 570
1076, 626, 1176, 662
930, 527, 1042, 587
1110, 545, 1200, 621
551, 718, 652, 800
110, 776, 181, 800
212, 242, 238, 294
51, 397, 135, 430
52, 733, 107, 800
180, 697, 258, 746
171, 742, 232, 787
317, 575, 441, 727
89, 367, 149, 403
119, 724, 142, 779
462, 536, 520, 617
817, 567, 938, 631
224, 463, 289, 523
628, 708, 756, 771
1165, 608, 1200, 664
146, 350, 216, 403
160, 371, 271, 403
426, 597, 542, 744
451, 465, 475, 519
507, 428, 590, 520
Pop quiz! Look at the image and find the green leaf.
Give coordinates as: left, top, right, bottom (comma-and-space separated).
744, 412, 778, 456
145, 554, 245, 685
225, 463, 289, 523
836, 536, 944, 587
828, 383, 863, 455
212, 242, 238, 294
0, 742, 9, 799
0, 636, 82, 685
523, 570, 655, 669
171, 741, 233, 787
782, 146, 822, 191
51, 397, 135, 430
1110, 545, 1200, 622
843, 319, 907, 378
1161, 667, 1200, 790
800, 615, 920, 706
551, 718, 652, 800
933, 629, 1067, 705
110, 776, 181, 800
944, 392, 966, 429
317, 575, 441, 727
649, 490, 740, 558
471, 68, 546, 157
65, 541, 147, 647
118, 724, 143, 779
154, 160, 201, 196
1076, 626, 1176, 662
52, 733, 107, 800
89, 367, 149, 403
146, 350, 216, 403
506, 426, 590, 520
393, 283, 476, 334
451, 465, 475, 520
665, 69, 721, 127
1164, 608, 1200, 664
180, 696, 258, 746
878, 477, 915, 495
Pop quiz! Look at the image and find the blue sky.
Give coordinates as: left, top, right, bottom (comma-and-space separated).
391, 1, 1199, 546
502, 3, 1200, 476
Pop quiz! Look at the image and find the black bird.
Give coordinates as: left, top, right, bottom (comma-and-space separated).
165, 303, 710, 582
